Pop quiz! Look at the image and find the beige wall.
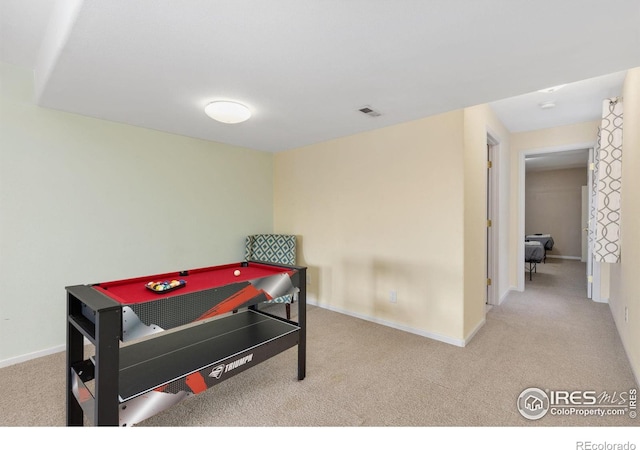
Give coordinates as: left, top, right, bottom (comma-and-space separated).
525, 167, 587, 258
609, 67, 640, 384
275, 111, 467, 343
275, 105, 511, 344
463, 104, 511, 331
512, 121, 600, 151
0, 63, 274, 364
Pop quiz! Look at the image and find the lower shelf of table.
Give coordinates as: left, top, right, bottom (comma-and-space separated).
72, 309, 299, 401
116, 309, 299, 401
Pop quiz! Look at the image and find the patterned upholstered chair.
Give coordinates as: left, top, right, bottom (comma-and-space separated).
245, 234, 297, 319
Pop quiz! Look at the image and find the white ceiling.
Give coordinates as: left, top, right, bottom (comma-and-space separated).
1, 0, 639, 153
490, 71, 628, 132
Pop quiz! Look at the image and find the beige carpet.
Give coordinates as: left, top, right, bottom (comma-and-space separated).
0, 259, 637, 429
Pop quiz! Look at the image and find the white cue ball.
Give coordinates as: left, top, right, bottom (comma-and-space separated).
234, 269, 241, 276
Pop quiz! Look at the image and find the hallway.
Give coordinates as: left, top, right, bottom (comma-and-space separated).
486, 258, 637, 425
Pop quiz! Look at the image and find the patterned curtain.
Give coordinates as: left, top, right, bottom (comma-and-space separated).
593, 97, 623, 263
589, 137, 599, 253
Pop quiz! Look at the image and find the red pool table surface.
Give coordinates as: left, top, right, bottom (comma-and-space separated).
93, 262, 294, 305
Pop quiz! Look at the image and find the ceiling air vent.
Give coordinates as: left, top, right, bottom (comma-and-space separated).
358, 106, 381, 117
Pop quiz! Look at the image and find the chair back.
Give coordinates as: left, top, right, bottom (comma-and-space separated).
245, 234, 296, 266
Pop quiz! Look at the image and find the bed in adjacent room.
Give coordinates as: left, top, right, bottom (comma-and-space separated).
525, 240, 544, 280
525, 234, 554, 263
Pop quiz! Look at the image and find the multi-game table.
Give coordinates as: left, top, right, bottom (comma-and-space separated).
65, 260, 307, 426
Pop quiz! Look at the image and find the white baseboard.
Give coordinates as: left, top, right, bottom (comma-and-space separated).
310, 302, 466, 347
499, 288, 515, 304
0, 344, 65, 369
1, 298, 480, 368
546, 255, 582, 260
463, 318, 486, 346
609, 305, 640, 388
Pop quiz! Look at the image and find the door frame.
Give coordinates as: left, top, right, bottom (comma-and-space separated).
486, 132, 500, 306
586, 147, 607, 302
586, 148, 593, 299
517, 142, 595, 291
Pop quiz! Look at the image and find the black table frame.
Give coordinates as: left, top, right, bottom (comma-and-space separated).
66, 261, 306, 426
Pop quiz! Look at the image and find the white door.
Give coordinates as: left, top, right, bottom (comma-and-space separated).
486, 144, 493, 304
586, 149, 594, 299
581, 186, 588, 263
582, 185, 591, 298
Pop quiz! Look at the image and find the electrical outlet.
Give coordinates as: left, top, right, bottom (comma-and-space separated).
390, 290, 397, 303
306, 274, 311, 285
625, 306, 629, 323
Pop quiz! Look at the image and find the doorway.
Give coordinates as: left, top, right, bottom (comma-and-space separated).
517, 144, 596, 293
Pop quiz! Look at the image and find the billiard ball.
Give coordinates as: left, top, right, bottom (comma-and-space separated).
234, 269, 241, 276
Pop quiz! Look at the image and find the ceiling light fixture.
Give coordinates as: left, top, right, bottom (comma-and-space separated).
204, 101, 251, 124
539, 101, 556, 110
537, 84, 566, 94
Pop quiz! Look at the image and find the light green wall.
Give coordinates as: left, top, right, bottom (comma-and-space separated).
0, 63, 274, 364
